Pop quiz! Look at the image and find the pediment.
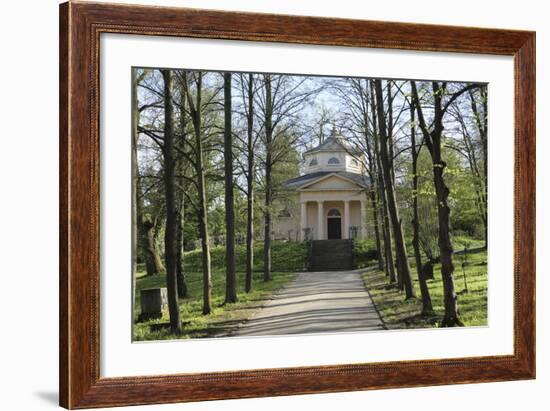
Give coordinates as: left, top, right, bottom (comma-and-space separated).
299, 174, 365, 191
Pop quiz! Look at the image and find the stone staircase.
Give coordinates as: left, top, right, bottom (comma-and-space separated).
309, 239, 353, 271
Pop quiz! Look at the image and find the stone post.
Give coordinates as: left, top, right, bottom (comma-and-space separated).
139, 287, 168, 321
360, 200, 368, 239
344, 200, 350, 239
300, 201, 307, 241
317, 200, 324, 240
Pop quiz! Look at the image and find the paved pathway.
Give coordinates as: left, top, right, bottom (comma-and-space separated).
233, 269, 384, 337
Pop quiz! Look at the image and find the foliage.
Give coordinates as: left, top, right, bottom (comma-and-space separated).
401, 145, 486, 261
134, 269, 295, 340
352, 238, 379, 268
452, 234, 485, 250
362, 249, 488, 328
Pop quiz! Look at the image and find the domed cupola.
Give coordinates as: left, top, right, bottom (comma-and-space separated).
303, 123, 363, 174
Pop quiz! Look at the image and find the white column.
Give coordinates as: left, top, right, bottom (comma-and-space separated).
360, 200, 368, 238
343, 200, 350, 239
300, 201, 307, 241
317, 200, 324, 240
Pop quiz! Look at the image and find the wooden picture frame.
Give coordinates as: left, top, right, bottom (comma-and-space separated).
59, 1, 535, 408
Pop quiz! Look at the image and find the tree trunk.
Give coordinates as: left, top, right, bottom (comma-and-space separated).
192, 73, 213, 315
197, 185, 212, 316
176, 192, 187, 298
263, 74, 273, 282
385, 80, 405, 291
387, 81, 396, 186
369, 81, 395, 282
245, 73, 255, 293
432, 82, 461, 326
462, 119, 487, 246
134, 133, 163, 276
142, 217, 164, 275
160, 69, 182, 334
433, 155, 460, 326
183, 71, 212, 315
361, 88, 384, 272
385, 81, 402, 289
263, 166, 272, 282
469, 88, 488, 248
175, 84, 188, 298
410, 103, 433, 314
374, 79, 415, 299
366, 149, 384, 272
411, 80, 463, 326
370, 189, 384, 271
380, 186, 395, 282
224, 72, 238, 303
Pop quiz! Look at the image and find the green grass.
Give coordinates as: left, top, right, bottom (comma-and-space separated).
133, 241, 305, 341
362, 249, 488, 329
452, 235, 485, 250
352, 238, 379, 268
134, 270, 296, 341
353, 236, 485, 270
184, 241, 307, 272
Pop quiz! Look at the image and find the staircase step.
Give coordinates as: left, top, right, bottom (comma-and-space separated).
308, 239, 353, 272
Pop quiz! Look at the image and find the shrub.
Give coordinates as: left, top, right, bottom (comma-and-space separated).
352, 239, 378, 268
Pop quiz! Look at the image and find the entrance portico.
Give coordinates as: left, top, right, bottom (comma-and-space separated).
300, 196, 367, 241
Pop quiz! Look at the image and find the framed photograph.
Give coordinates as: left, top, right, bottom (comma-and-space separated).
59, 1, 535, 408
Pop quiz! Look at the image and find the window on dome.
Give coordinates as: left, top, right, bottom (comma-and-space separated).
328, 157, 340, 165
351, 159, 359, 167
309, 158, 318, 166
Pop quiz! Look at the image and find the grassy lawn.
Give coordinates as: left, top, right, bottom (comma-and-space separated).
133, 241, 304, 341
353, 236, 485, 269
362, 248, 488, 329
184, 241, 307, 272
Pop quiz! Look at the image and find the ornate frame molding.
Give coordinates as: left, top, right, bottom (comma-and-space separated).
59, 1, 535, 408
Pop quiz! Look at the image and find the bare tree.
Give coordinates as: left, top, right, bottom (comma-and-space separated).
238, 73, 258, 292
369, 81, 396, 282
411, 80, 479, 326
333, 78, 384, 271
467, 90, 488, 246
175, 86, 189, 298
224, 72, 237, 303
263, 74, 274, 281
160, 69, 182, 334
469, 88, 488, 225
182, 71, 213, 315
257, 74, 318, 281
447, 88, 488, 246
134, 70, 165, 277
374, 79, 415, 299
410, 99, 433, 314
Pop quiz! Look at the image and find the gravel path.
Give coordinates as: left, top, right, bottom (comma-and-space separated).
233, 269, 384, 336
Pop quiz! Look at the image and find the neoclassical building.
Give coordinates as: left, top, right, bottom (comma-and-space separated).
275, 132, 369, 241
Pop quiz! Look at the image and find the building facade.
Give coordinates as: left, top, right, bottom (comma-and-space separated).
274, 131, 369, 241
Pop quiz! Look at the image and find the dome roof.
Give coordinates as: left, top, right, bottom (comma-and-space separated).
304, 124, 362, 156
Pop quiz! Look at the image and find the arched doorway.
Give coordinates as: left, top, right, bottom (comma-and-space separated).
327, 208, 342, 239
